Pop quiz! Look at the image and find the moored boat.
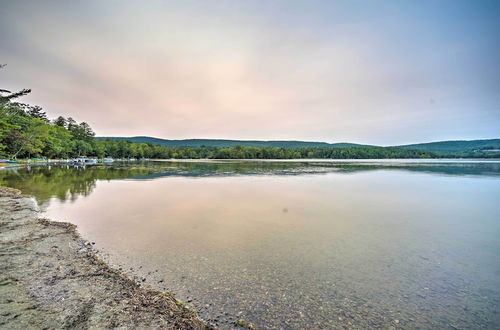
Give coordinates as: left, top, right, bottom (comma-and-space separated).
70, 157, 98, 164
71, 158, 86, 163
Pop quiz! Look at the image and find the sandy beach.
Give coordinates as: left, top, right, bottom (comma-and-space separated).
0, 186, 212, 329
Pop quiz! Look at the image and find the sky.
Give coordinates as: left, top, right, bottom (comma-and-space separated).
0, 0, 499, 145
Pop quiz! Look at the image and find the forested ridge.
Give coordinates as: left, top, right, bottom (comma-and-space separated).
99, 136, 500, 154
1, 66, 498, 160
99, 136, 370, 148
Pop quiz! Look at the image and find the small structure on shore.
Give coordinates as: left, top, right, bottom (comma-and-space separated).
71, 157, 98, 164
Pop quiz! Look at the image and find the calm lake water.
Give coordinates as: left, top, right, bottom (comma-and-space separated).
1, 160, 499, 329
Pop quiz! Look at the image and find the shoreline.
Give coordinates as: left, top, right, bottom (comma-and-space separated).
1, 157, 499, 173
0, 186, 213, 329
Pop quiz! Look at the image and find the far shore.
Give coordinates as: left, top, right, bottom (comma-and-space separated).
1, 157, 499, 168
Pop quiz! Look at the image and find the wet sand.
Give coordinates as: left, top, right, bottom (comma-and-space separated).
0, 186, 212, 329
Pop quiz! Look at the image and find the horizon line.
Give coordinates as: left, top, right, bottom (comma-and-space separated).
95, 135, 500, 147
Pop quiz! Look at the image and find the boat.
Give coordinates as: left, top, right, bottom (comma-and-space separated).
71, 158, 86, 163
103, 157, 114, 163
0, 159, 19, 164
70, 157, 98, 164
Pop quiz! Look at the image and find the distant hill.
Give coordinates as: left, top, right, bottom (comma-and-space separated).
97, 136, 500, 156
97, 136, 371, 149
397, 139, 500, 155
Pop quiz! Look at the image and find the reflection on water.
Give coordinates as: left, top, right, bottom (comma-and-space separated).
1, 160, 499, 207
1, 160, 500, 329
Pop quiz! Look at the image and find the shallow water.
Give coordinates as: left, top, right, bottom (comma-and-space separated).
1, 160, 499, 328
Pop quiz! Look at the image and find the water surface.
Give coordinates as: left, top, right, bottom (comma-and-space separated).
1, 160, 499, 328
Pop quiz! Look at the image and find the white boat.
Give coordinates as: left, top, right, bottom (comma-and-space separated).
103, 157, 114, 163
72, 158, 86, 163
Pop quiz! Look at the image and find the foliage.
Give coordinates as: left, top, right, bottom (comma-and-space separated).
91, 140, 443, 159
399, 139, 500, 155
1, 65, 96, 158
101, 136, 500, 156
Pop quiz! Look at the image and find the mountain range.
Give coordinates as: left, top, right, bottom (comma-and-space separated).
96, 137, 500, 155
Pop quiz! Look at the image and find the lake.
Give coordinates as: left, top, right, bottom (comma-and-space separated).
1, 160, 499, 329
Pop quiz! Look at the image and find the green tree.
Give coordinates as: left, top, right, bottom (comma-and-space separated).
53, 116, 67, 127
27, 105, 49, 123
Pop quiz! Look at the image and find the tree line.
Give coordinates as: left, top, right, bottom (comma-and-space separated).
93, 140, 441, 159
